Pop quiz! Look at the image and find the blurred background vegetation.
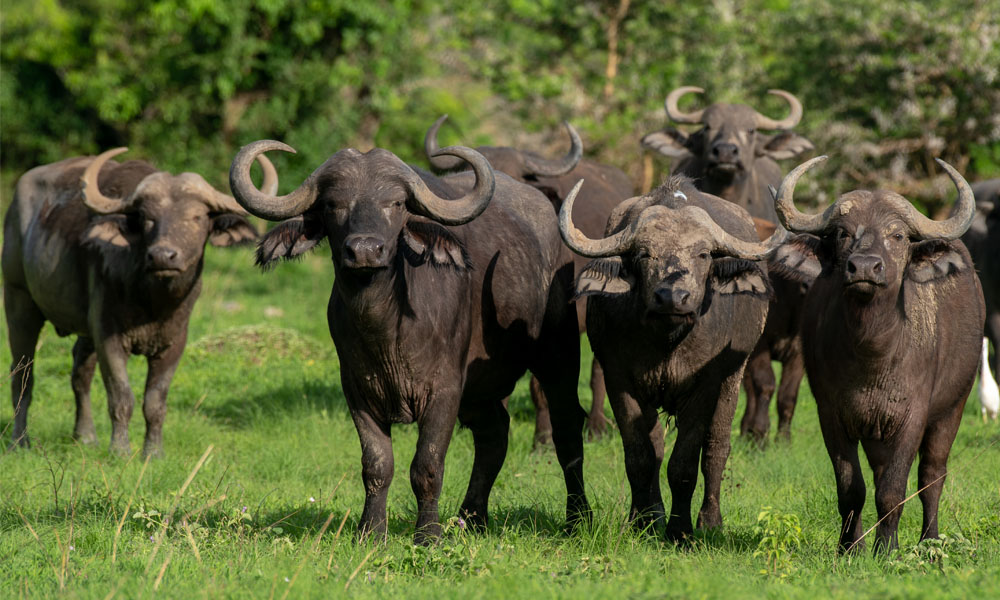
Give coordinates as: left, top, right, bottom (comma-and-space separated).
2, 0, 998, 214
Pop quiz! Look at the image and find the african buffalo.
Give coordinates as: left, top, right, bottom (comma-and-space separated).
739, 217, 813, 442
3, 148, 269, 456
641, 87, 814, 224
770, 156, 984, 553
560, 176, 785, 541
426, 115, 634, 440
961, 179, 999, 382
229, 140, 590, 544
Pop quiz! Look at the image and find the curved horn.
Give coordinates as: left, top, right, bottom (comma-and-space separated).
887, 159, 975, 241
424, 115, 464, 171
257, 154, 279, 196
754, 89, 803, 130
522, 121, 583, 177
664, 86, 705, 124
198, 154, 280, 215
559, 180, 639, 257
406, 146, 495, 225
81, 147, 130, 214
230, 140, 320, 221
680, 206, 788, 260
774, 156, 833, 233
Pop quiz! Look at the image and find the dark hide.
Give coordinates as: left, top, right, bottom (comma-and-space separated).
775, 191, 985, 554
3, 154, 256, 457
960, 179, 1000, 378
427, 134, 634, 442
252, 150, 590, 544
581, 176, 769, 542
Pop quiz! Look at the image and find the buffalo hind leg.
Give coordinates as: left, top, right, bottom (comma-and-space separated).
5, 285, 45, 449
528, 376, 553, 448
917, 410, 964, 541
141, 344, 183, 458
586, 360, 611, 439
698, 372, 741, 530
459, 399, 510, 531
351, 407, 393, 541
609, 386, 664, 532
71, 338, 98, 444
775, 352, 805, 441
739, 345, 774, 443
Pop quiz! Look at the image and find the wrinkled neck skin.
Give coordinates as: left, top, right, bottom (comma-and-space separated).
102, 256, 204, 320
826, 278, 906, 361
330, 255, 406, 343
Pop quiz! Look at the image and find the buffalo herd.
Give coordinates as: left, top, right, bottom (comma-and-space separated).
4, 88, 996, 553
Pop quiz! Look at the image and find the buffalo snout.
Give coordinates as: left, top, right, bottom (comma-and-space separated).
845, 254, 886, 286
653, 285, 696, 315
343, 234, 388, 269
711, 143, 740, 165
146, 245, 182, 272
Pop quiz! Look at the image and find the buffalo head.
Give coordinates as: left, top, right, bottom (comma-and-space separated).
560, 180, 785, 328
642, 87, 814, 177
424, 115, 581, 182
770, 156, 975, 302
229, 140, 495, 275
80, 148, 261, 281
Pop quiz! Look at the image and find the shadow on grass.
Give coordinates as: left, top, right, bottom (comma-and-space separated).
200, 380, 350, 429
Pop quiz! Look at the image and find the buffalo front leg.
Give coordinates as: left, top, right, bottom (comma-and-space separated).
5, 285, 45, 449
411, 397, 460, 545
71, 338, 98, 444
97, 339, 135, 456
817, 408, 866, 553
350, 408, 394, 541
665, 413, 708, 542
775, 352, 805, 441
586, 359, 611, 439
141, 345, 183, 458
863, 432, 922, 554
609, 387, 664, 532
916, 410, 963, 541
697, 373, 741, 530
459, 399, 510, 531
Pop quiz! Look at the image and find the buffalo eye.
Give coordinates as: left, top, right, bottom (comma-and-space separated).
891, 232, 905, 242
837, 228, 852, 242
698, 250, 711, 260
635, 248, 651, 261
747, 127, 755, 134
144, 218, 155, 233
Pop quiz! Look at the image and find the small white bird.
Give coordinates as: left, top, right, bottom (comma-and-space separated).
980, 337, 999, 422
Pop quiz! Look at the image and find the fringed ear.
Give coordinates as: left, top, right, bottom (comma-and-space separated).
401, 217, 471, 270
711, 257, 771, 296
82, 215, 132, 250
641, 127, 695, 159
758, 132, 815, 161
574, 256, 634, 299
769, 234, 827, 282
907, 239, 969, 283
209, 214, 258, 247
255, 214, 325, 270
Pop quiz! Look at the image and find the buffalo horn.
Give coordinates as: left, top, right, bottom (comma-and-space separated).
754, 90, 803, 130
229, 140, 329, 221
773, 156, 833, 233
522, 121, 583, 177
664, 86, 706, 124
406, 145, 496, 225
559, 180, 639, 257
889, 159, 974, 241
683, 206, 788, 260
81, 147, 131, 214
424, 115, 465, 171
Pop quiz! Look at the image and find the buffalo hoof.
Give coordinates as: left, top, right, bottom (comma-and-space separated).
142, 442, 164, 460
532, 429, 553, 450
73, 428, 98, 446
109, 439, 132, 458
458, 507, 488, 532
7, 433, 31, 451
564, 496, 593, 534
413, 522, 443, 546
585, 413, 613, 441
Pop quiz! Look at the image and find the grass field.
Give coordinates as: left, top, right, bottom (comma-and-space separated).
2, 241, 999, 599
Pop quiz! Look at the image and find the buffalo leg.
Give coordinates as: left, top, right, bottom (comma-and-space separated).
5, 285, 45, 449
863, 432, 922, 554
609, 386, 664, 531
986, 312, 1000, 379
818, 409, 866, 553
586, 360, 611, 439
528, 375, 553, 448
916, 409, 963, 541
775, 352, 805, 441
665, 411, 708, 542
411, 397, 460, 545
459, 399, 510, 530
351, 407, 393, 540
141, 344, 183, 458
96, 339, 135, 456
740, 345, 774, 442
70, 338, 98, 444
697, 372, 741, 530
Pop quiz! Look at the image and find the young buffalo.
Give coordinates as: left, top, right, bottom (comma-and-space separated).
771, 156, 984, 553
3, 149, 268, 456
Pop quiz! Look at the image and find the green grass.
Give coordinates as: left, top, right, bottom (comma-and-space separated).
2, 242, 999, 599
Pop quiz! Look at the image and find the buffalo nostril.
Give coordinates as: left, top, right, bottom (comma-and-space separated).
675, 290, 691, 306
873, 261, 883, 274
847, 260, 857, 273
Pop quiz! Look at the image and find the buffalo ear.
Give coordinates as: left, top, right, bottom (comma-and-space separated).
82, 215, 134, 251
769, 234, 827, 282
712, 257, 770, 296
906, 240, 969, 283
641, 127, 694, 159
574, 256, 634, 299
759, 132, 815, 161
256, 213, 325, 269
401, 217, 471, 270
210, 214, 258, 247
